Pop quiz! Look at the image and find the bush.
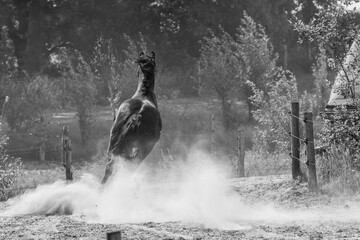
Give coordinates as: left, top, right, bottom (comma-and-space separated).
3, 73, 60, 132
319, 143, 360, 196
0, 134, 22, 200
319, 101, 360, 187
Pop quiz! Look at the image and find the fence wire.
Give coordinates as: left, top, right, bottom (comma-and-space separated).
288, 111, 318, 169
288, 112, 314, 124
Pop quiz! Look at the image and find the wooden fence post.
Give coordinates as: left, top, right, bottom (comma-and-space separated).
39, 136, 46, 161
304, 112, 317, 190
62, 126, 73, 181
237, 128, 245, 178
291, 102, 301, 179
209, 114, 215, 153
107, 231, 121, 240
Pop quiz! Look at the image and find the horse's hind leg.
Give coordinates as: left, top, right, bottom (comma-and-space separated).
101, 156, 115, 184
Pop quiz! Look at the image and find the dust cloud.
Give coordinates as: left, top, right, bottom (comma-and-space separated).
3, 145, 360, 230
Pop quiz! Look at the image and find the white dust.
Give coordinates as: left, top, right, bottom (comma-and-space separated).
3, 146, 360, 229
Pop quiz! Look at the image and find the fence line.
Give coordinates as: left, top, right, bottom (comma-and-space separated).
5, 146, 60, 153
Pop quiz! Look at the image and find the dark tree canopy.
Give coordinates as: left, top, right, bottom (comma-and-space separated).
0, 0, 355, 96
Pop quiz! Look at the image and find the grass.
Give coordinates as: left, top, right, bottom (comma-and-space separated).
244, 151, 291, 177
317, 144, 360, 196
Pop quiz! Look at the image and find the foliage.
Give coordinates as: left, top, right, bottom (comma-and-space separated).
92, 36, 121, 116
291, 1, 360, 98
237, 12, 278, 95
55, 48, 96, 145
316, 69, 360, 188
0, 0, 341, 100
0, 26, 16, 81
0, 27, 58, 131
320, 101, 360, 173
5, 74, 59, 131
27, 75, 60, 111
319, 143, 360, 195
199, 28, 243, 130
92, 33, 149, 111
292, 0, 360, 185
249, 68, 313, 153
0, 134, 22, 201
292, 1, 358, 62
117, 33, 149, 103
237, 12, 279, 120
199, 13, 287, 129
199, 28, 241, 100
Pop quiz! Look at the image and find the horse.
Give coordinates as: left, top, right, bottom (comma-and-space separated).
101, 51, 162, 184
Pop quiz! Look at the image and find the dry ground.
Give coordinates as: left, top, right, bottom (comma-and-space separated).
1, 175, 360, 240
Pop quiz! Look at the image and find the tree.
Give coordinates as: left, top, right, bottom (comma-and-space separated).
237, 12, 278, 120
292, 0, 360, 186
312, 45, 330, 112
117, 34, 148, 103
55, 48, 96, 145
249, 68, 312, 153
92, 36, 121, 118
292, 1, 360, 98
0, 26, 16, 100
199, 28, 243, 130
0, 0, 122, 76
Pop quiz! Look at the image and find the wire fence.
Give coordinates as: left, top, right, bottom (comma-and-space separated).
288, 111, 317, 166
288, 103, 318, 190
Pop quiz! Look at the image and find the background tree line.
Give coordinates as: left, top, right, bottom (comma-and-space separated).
0, 0, 348, 94
0, 0, 359, 140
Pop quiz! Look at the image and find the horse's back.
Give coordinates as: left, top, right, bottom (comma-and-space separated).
109, 97, 161, 156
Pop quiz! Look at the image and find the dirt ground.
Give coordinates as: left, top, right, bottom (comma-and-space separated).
1, 175, 360, 240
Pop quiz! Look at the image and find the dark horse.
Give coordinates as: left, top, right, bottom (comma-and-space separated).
101, 51, 162, 184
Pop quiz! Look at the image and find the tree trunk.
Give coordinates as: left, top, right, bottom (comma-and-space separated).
78, 107, 91, 146
221, 98, 231, 131
247, 97, 253, 122
26, 0, 46, 74
4, 0, 47, 77
244, 84, 254, 122
5, 0, 30, 77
